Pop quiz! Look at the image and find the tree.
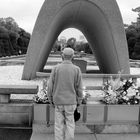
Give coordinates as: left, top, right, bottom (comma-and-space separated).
67, 37, 76, 50
125, 25, 137, 39
83, 43, 93, 54
0, 17, 31, 57
17, 28, 31, 54
125, 24, 140, 59
0, 17, 20, 33
52, 39, 61, 52
132, 33, 140, 59
75, 42, 92, 54
127, 37, 136, 58
9, 31, 20, 55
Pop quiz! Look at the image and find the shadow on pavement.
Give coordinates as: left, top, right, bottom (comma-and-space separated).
0, 128, 32, 140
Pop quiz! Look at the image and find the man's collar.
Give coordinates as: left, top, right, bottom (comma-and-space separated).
62, 60, 72, 64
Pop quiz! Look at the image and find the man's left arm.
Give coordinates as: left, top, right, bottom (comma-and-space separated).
76, 68, 83, 106
47, 67, 56, 104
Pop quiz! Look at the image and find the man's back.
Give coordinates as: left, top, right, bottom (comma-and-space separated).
49, 60, 83, 105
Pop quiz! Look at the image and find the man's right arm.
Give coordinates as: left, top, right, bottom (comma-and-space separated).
76, 68, 83, 106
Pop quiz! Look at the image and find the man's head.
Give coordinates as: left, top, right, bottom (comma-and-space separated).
62, 47, 74, 60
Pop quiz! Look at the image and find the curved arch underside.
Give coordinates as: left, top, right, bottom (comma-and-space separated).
22, 0, 130, 80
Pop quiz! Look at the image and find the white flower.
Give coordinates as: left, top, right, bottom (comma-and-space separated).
123, 96, 129, 101
127, 87, 137, 96
38, 89, 47, 99
136, 79, 140, 87
122, 79, 127, 85
136, 96, 140, 99
128, 78, 132, 83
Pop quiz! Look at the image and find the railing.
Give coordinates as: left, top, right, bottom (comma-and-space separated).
36, 72, 140, 89
0, 85, 38, 103
0, 84, 38, 127
36, 72, 140, 78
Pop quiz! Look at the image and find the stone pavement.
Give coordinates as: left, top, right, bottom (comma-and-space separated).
31, 123, 140, 140
31, 133, 140, 140
31, 117, 140, 140
96, 134, 140, 140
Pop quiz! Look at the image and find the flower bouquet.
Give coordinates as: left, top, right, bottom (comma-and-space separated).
100, 76, 140, 105
82, 91, 91, 104
33, 88, 49, 104
33, 79, 50, 104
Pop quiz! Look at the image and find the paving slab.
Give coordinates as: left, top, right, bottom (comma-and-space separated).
30, 133, 54, 140
96, 134, 140, 140
30, 133, 96, 140
75, 134, 96, 140
33, 123, 92, 134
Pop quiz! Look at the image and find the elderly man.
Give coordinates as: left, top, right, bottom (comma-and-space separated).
47, 47, 83, 140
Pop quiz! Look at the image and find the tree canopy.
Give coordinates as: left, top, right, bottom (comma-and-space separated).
0, 17, 30, 57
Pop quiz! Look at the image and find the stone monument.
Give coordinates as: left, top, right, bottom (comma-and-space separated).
22, 0, 130, 80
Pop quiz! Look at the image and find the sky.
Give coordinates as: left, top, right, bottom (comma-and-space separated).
0, 0, 139, 40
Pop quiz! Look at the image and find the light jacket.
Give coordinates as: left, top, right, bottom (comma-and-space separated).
47, 60, 83, 105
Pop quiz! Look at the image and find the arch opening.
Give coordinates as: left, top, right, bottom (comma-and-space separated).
58, 28, 87, 42
43, 28, 97, 73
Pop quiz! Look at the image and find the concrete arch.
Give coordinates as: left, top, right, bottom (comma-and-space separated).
22, 0, 130, 80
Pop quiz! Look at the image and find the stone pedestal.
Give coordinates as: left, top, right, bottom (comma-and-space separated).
72, 59, 87, 73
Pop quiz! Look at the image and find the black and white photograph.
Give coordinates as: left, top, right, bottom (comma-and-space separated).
0, 0, 140, 140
